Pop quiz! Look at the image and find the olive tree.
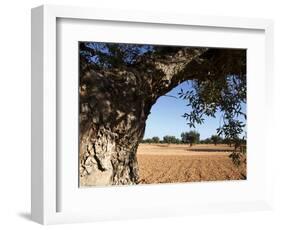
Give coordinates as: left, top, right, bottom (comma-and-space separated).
163, 135, 178, 144
79, 42, 246, 186
151, 136, 160, 143
210, 135, 223, 146
181, 131, 200, 146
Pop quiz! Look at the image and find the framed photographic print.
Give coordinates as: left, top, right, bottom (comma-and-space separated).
31, 5, 274, 225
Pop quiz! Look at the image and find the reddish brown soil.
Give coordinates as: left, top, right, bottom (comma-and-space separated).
137, 144, 246, 184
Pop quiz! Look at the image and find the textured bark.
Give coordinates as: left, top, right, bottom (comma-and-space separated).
79, 48, 207, 186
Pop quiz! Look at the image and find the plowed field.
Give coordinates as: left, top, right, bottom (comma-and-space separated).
137, 144, 246, 184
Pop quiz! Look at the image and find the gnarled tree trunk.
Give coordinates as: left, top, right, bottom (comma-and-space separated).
79, 48, 206, 186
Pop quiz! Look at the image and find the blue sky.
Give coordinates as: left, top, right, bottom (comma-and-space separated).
143, 81, 246, 140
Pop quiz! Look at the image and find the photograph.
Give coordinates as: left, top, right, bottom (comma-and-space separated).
78, 42, 247, 187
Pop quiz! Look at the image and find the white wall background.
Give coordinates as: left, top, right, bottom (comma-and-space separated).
0, 0, 280, 229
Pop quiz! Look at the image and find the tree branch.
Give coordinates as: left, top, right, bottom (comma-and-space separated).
162, 94, 178, 99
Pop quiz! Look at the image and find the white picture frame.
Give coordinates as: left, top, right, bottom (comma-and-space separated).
31, 5, 274, 225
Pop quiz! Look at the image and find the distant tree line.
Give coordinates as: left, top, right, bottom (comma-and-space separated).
141, 135, 181, 144
141, 131, 246, 146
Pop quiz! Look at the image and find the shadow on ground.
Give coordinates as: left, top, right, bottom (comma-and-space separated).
18, 212, 32, 221
188, 148, 233, 152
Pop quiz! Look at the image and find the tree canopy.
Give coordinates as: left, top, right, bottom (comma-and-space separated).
210, 135, 223, 145
181, 131, 200, 146
163, 135, 179, 144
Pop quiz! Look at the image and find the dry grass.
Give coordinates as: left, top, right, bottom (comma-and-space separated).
137, 144, 246, 184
